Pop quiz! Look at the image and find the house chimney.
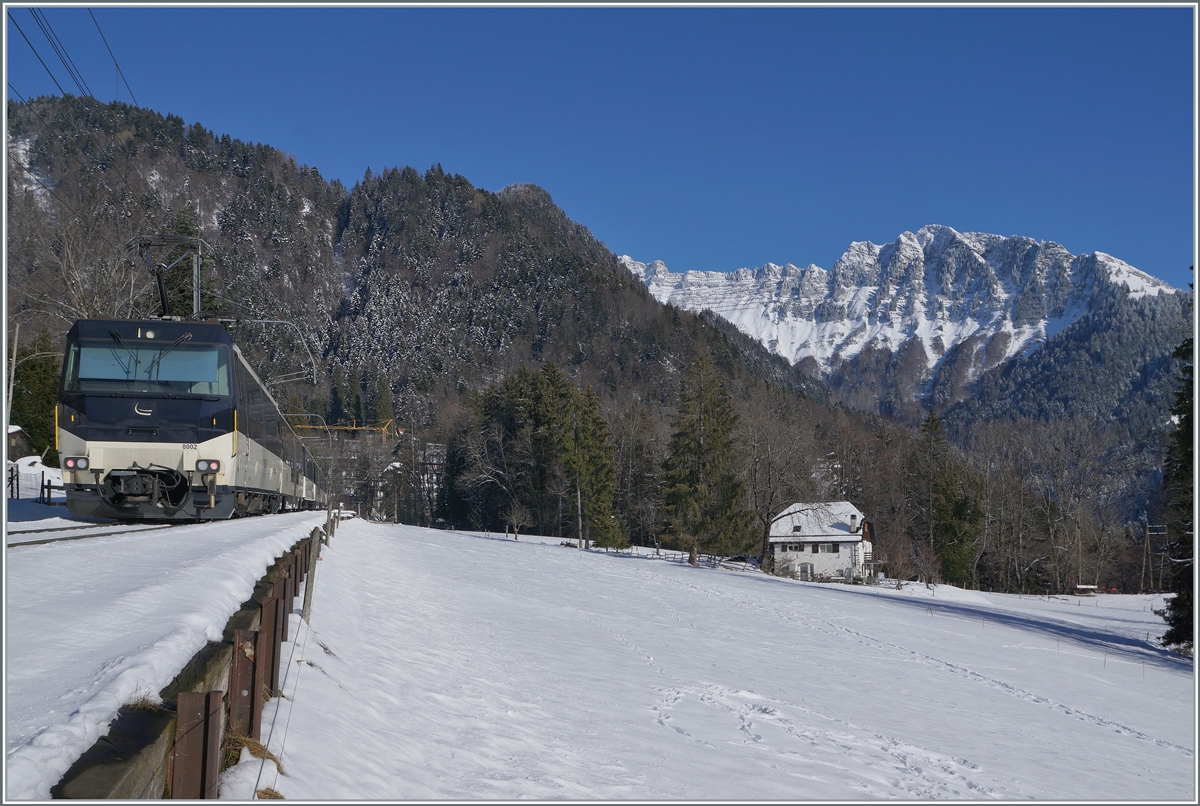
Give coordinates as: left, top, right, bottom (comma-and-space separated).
850, 514, 859, 533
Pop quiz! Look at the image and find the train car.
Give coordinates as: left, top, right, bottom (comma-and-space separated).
55, 318, 327, 520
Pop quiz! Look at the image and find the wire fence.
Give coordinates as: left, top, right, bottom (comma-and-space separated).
6, 465, 66, 504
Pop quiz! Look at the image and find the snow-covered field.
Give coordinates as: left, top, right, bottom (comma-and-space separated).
222, 520, 1195, 801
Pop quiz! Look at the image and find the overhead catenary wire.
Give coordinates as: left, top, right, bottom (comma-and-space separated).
7, 11, 67, 96
28, 8, 93, 98
8, 11, 155, 214
88, 7, 137, 107
5, 128, 167, 325
4, 151, 130, 258
9, 79, 172, 225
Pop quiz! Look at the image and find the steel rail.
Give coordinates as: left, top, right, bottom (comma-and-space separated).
7, 522, 125, 535
7, 522, 181, 548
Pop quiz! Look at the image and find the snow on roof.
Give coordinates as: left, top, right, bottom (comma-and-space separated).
769, 501, 865, 540
8, 424, 25, 434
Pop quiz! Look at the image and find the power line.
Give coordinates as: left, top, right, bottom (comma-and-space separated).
88, 8, 137, 107
28, 8, 93, 98
6, 11, 67, 96
5, 149, 130, 258
9, 69, 167, 219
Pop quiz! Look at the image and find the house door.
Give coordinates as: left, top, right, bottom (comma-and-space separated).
799, 563, 813, 582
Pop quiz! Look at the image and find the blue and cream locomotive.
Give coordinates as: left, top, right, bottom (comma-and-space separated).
56, 318, 326, 520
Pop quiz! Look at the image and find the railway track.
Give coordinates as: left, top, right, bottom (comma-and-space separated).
8, 521, 127, 535
5, 511, 314, 548
6, 521, 189, 548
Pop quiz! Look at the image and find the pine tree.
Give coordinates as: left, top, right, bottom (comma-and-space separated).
1159, 290, 1193, 651
455, 371, 538, 535
375, 373, 395, 430
9, 331, 62, 466
328, 367, 349, 425
347, 367, 364, 426
573, 387, 626, 549
531, 362, 573, 535
662, 348, 754, 565
907, 409, 981, 585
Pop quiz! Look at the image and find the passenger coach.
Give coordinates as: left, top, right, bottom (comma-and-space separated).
56, 318, 326, 520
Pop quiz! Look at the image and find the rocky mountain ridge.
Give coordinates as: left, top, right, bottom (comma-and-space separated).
621, 225, 1185, 423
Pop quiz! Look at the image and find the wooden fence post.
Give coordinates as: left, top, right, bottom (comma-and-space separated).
280, 554, 293, 644
228, 630, 257, 739
302, 528, 322, 624
171, 691, 222, 798
269, 579, 285, 696
253, 588, 277, 734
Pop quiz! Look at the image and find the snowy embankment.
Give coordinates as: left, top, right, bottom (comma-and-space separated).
4, 508, 327, 800
222, 521, 1195, 801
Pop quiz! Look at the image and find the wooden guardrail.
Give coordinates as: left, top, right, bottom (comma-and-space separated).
51, 511, 338, 799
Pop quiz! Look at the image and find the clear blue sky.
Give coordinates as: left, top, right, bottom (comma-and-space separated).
5, 5, 1196, 289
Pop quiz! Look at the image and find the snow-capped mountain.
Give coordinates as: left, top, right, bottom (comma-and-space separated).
621, 225, 1182, 422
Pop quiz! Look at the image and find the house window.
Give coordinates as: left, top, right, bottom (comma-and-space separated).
815, 543, 840, 553
811, 543, 819, 554
792, 524, 803, 533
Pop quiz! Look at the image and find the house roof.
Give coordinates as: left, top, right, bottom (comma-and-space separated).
769, 501, 865, 541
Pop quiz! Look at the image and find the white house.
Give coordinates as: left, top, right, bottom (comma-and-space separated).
769, 501, 873, 581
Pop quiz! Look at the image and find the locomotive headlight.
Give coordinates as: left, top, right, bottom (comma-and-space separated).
64, 456, 89, 470
196, 459, 221, 473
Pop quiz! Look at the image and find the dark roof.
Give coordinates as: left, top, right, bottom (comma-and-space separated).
67, 318, 233, 345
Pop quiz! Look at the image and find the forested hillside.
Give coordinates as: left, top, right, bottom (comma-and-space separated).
6, 96, 1189, 613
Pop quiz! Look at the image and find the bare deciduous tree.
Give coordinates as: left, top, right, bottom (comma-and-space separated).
737, 382, 820, 573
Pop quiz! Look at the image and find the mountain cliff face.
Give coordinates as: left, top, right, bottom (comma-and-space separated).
621, 225, 1188, 425
4, 96, 816, 434
7, 94, 1187, 452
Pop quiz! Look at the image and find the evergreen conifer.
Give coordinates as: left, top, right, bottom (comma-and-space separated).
574, 387, 626, 549
662, 348, 754, 564
908, 409, 981, 584
1159, 292, 1193, 651
375, 374, 395, 429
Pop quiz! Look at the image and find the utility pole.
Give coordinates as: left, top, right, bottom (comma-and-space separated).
576, 473, 584, 550
6, 323, 18, 431
1142, 522, 1167, 593
193, 242, 202, 318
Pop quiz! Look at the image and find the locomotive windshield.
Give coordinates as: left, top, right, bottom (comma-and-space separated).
62, 338, 232, 396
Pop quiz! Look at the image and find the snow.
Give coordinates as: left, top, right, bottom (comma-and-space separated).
771, 501, 863, 538
6, 456, 62, 482
4, 503, 1192, 800
1095, 251, 1175, 299
6, 135, 52, 211
618, 227, 1181, 383
5, 456, 64, 502
217, 521, 1194, 801
4, 510, 327, 800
